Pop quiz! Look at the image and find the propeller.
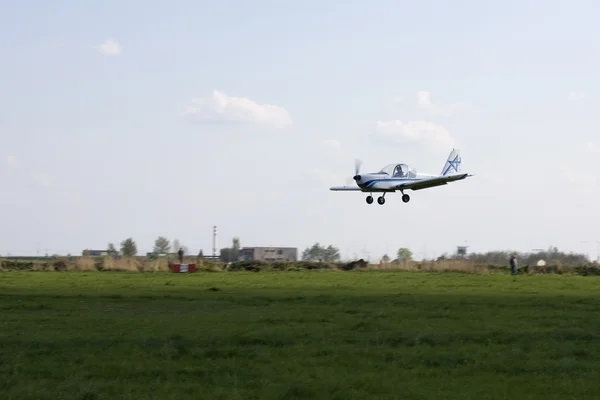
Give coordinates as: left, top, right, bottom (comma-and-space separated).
353, 158, 362, 181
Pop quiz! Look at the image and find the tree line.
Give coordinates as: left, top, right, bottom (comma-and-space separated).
81, 237, 345, 263
379, 246, 593, 267
82, 236, 243, 262
436, 246, 592, 266
81, 238, 410, 264
82, 239, 591, 267
82, 236, 195, 258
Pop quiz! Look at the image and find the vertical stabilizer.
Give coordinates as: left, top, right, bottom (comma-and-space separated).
440, 149, 461, 176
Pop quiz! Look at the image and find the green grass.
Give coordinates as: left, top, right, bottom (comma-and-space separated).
1, 270, 599, 399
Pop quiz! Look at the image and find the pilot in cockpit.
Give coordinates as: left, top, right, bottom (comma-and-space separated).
393, 165, 405, 177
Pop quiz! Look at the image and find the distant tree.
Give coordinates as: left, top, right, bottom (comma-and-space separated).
301, 243, 320, 261
397, 248, 413, 262
302, 243, 341, 262
323, 245, 340, 262
171, 239, 188, 255
198, 249, 204, 258
232, 237, 241, 260
381, 254, 390, 263
153, 236, 170, 254
82, 249, 90, 256
120, 238, 137, 257
106, 243, 118, 256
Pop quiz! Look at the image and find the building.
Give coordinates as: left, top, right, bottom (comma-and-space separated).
239, 247, 297, 262
84, 249, 108, 256
146, 252, 167, 257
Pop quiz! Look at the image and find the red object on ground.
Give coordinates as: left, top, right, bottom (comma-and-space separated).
171, 264, 196, 273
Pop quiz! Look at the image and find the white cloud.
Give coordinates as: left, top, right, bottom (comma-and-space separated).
96, 39, 121, 56
60, 191, 84, 208
567, 91, 586, 102
5, 157, 84, 208
321, 139, 342, 153
374, 120, 455, 149
32, 173, 54, 188
6, 155, 18, 169
415, 90, 469, 116
307, 167, 344, 186
585, 142, 600, 154
479, 173, 505, 185
319, 139, 347, 161
416, 91, 433, 108
313, 140, 359, 185
183, 90, 292, 128
559, 164, 597, 188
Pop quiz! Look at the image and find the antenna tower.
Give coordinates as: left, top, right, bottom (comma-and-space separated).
213, 226, 217, 257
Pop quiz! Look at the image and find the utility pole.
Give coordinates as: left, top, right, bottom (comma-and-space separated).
212, 226, 217, 257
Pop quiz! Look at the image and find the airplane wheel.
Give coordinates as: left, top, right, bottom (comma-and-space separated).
366, 195, 373, 204
377, 196, 385, 205
402, 194, 410, 203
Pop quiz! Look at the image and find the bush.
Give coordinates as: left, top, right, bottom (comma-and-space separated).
53, 260, 67, 271
1, 256, 599, 276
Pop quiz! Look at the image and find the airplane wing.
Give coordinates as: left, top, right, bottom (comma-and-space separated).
395, 173, 472, 191
329, 186, 363, 191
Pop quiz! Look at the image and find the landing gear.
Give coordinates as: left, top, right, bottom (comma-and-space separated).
366, 193, 388, 205
402, 193, 410, 203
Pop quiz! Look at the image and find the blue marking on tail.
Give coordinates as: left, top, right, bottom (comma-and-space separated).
443, 154, 461, 175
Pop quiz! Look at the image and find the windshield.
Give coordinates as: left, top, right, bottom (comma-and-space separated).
378, 163, 412, 177
377, 164, 397, 175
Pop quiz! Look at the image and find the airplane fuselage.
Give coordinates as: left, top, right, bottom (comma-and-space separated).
354, 172, 439, 192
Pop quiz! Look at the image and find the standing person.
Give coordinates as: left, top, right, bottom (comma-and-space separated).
510, 254, 518, 275
178, 247, 184, 264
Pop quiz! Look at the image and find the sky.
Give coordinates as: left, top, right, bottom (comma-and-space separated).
1, 0, 600, 261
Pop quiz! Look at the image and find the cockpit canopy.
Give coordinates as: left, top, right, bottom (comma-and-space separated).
378, 163, 416, 178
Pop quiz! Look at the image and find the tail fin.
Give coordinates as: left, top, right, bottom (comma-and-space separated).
440, 149, 461, 176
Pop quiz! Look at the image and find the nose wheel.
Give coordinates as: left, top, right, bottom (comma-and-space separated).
402, 194, 410, 203
366, 195, 373, 204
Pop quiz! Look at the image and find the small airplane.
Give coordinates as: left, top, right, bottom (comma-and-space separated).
330, 149, 473, 205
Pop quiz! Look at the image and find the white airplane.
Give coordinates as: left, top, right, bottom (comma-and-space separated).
330, 149, 473, 205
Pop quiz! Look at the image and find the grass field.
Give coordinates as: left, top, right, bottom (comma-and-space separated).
1, 270, 599, 399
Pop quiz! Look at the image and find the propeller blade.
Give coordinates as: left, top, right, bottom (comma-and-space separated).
354, 158, 362, 175
353, 158, 362, 181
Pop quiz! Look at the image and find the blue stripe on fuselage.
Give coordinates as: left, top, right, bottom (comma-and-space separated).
359, 178, 420, 188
